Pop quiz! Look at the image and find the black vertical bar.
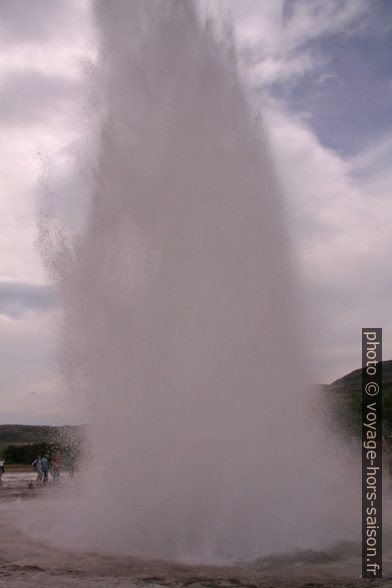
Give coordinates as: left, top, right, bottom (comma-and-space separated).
362, 328, 382, 578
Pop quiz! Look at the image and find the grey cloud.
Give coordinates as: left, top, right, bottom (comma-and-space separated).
302, 265, 392, 384
0, 70, 80, 128
0, 0, 74, 45
0, 280, 57, 319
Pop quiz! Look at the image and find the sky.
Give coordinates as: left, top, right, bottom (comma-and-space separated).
1, 0, 391, 424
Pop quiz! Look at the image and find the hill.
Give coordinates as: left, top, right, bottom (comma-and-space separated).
328, 359, 392, 394
0, 424, 82, 447
327, 359, 392, 438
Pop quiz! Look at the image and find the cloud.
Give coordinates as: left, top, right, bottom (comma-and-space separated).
0, 279, 56, 319
0, 0, 85, 424
229, 0, 370, 87
350, 134, 392, 189
250, 51, 318, 87
0, 70, 80, 129
263, 104, 392, 382
0, 4, 87, 284
0, 0, 86, 46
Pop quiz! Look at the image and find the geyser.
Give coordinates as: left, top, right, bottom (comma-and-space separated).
42, 0, 358, 562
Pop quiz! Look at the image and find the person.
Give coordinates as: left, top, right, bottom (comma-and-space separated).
41, 455, 49, 485
51, 454, 61, 484
0, 457, 5, 482
32, 455, 43, 483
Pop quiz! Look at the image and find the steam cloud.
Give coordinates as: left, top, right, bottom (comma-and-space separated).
40, 0, 358, 562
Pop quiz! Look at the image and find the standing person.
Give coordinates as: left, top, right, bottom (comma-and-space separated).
51, 454, 61, 484
0, 457, 5, 482
41, 455, 49, 485
32, 455, 43, 483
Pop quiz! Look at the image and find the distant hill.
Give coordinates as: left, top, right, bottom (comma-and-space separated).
0, 424, 83, 447
326, 359, 392, 438
328, 359, 392, 394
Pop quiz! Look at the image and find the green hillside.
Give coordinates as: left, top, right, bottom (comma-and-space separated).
0, 424, 55, 445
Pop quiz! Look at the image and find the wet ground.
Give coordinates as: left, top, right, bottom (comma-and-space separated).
1, 472, 392, 587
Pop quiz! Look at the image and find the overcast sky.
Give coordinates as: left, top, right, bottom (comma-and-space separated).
1, 0, 391, 425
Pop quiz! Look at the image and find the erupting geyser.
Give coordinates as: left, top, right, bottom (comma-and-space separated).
42, 0, 357, 562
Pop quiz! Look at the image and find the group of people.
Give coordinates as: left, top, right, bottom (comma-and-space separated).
32, 454, 61, 485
